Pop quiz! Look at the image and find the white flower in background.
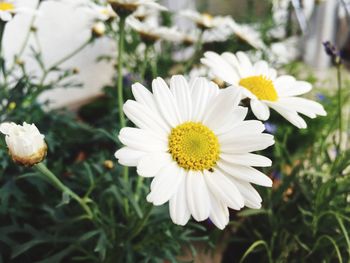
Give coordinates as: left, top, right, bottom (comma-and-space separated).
268, 37, 300, 66
201, 51, 327, 128
127, 17, 182, 43
107, 0, 166, 16
4, 0, 116, 109
0, 122, 47, 166
133, 5, 158, 21
115, 75, 274, 229
85, 2, 116, 21
180, 9, 219, 30
228, 20, 266, 50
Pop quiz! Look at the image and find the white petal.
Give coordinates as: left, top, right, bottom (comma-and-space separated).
147, 162, 185, 206
203, 87, 242, 131
208, 191, 229, 230
204, 170, 244, 210
278, 97, 327, 118
219, 133, 274, 153
190, 77, 211, 122
266, 101, 307, 129
201, 51, 239, 84
152, 77, 182, 127
236, 51, 253, 77
220, 153, 272, 167
137, 152, 172, 178
114, 147, 146, 166
170, 75, 192, 122
169, 177, 191, 226
131, 82, 158, 112
228, 178, 262, 209
250, 99, 270, 121
123, 100, 169, 136
253, 60, 269, 76
214, 106, 248, 135
186, 170, 210, 221
0, 122, 13, 135
217, 161, 273, 187
221, 120, 266, 137
118, 127, 167, 152
275, 77, 312, 97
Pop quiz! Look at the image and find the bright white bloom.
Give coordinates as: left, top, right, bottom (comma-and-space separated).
127, 17, 182, 43
201, 51, 327, 128
0, 122, 47, 166
115, 75, 274, 229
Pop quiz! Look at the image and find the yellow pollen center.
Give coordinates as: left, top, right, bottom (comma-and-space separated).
168, 122, 220, 171
239, 75, 278, 101
0, 2, 14, 11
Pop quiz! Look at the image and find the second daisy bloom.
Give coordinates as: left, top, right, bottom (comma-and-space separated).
201, 51, 327, 128
115, 75, 274, 229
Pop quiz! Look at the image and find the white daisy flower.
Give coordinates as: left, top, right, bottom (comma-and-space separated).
85, 2, 117, 22
180, 9, 220, 30
228, 20, 266, 50
201, 51, 327, 128
115, 75, 275, 229
127, 17, 183, 43
107, 0, 166, 17
0, 122, 47, 166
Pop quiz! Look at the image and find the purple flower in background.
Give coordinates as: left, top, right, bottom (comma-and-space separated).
316, 93, 326, 102
265, 122, 277, 134
271, 170, 282, 181
323, 41, 342, 64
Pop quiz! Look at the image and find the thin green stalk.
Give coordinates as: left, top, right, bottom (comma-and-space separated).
336, 63, 342, 154
117, 16, 129, 216
7, 1, 40, 75
34, 163, 93, 219
38, 39, 91, 88
150, 49, 158, 79
0, 21, 6, 83
140, 45, 149, 80
128, 205, 153, 241
184, 30, 204, 72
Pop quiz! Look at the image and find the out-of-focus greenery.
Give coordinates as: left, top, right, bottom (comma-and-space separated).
0, 2, 349, 263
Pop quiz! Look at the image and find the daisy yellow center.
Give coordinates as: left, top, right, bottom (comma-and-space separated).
168, 122, 220, 171
239, 75, 278, 101
0, 2, 14, 11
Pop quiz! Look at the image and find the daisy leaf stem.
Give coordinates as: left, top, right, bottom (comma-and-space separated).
34, 162, 93, 220
0, 21, 6, 84
336, 63, 342, 154
140, 44, 150, 80
184, 30, 204, 72
117, 16, 129, 216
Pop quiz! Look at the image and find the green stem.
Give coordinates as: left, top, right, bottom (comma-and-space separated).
117, 16, 129, 216
7, 1, 40, 75
38, 39, 91, 88
135, 177, 144, 202
0, 21, 6, 83
140, 45, 149, 80
150, 52, 158, 79
34, 163, 93, 219
128, 205, 153, 241
336, 63, 342, 154
184, 30, 204, 72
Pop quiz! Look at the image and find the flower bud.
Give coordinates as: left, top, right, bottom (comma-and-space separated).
0, 122, 47, 166
92, 21, 106, 38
